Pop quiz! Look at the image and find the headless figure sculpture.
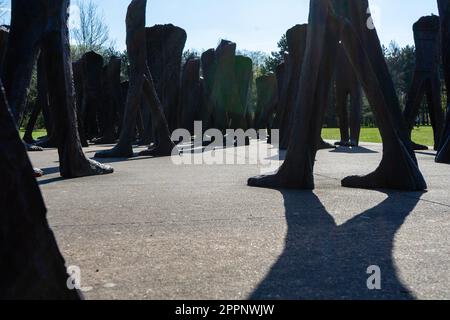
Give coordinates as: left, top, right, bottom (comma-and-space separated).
255, 73, 278, 131
334, 45, 362, 147
146, 25, 187, 132
437, 0, 450, 163
248, 0, 426, 191
278, 25, 308, 150
179, 58, 202, 135
96, 0, 175, 159
0, 79, 81, 299
94, 56, 123, 145
2, 0, 113, 178
404, 15, 444, 151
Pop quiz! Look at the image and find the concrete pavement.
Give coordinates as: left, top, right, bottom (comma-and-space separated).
28, 141, 450, 300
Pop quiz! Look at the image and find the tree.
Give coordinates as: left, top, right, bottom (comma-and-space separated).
261, 34, 288, 75
71, 0, 111, 56
182, 49, 200, 66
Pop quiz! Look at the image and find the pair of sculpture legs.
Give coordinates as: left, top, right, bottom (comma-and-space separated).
249, 0, 426, 191
404, 71, 444, 151
335, 47, 362, 147
335, 82, 362, 147
96, 0, 174, 159
3, 0, 112, 178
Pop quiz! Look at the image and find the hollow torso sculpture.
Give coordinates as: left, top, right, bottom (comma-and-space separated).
233, 55, 253, 130
277, 24, 308, 150
94, 56, 123, 144
179, 57, 202, 135
255, 73, 278, 130
2, 0, 113, 178
404, 15, 444, 151
437, 0, 450, 163
199, 49, 217, 130
146, 24, 187, 132
248, 0, 426, 191
80, 51, 104, 141
334, 45, 362, 147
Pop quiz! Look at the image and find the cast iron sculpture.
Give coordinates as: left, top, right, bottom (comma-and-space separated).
334, 45, 362, 147
200, 48, 217, 130
96, 0, 175, 159
3, 0, 113, 178
248, 0, 427, 191
179, 57, 202, 135
200, 40, 253, 135
269, 62, 286, 144
146, 24, 186, 131
72, 59, 89, 147
255, 73, 278, 130
0, 79, 80, 300
94, 56, 123, 144
80, 51, 104, 141
277, 24, 308, 150
404, 15, 444, 151
233, 55, 253, 130
437, 0, 450, 163
211, 40, 240, 131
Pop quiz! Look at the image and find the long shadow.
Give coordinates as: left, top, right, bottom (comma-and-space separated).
92, 155, 162, 164
415, 151, 437, 157
251, 190, 423, 300
330, 146, 378, 154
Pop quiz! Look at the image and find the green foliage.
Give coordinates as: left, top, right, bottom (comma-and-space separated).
260, 34, 288, 75
182, 49, 201, 65
383, 41, 416, 110
237, 50, 269, 118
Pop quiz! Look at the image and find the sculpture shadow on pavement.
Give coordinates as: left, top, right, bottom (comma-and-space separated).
251, 190, 423, 300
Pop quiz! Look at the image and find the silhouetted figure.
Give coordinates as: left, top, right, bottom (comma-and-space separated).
95, 0, 175, 159
0, 79, 81, 300
335, 45, 362, 147
248, 0, 426, 191
2, 0, 113, 178
404, 15, 444, 151
437, 0, 450, 163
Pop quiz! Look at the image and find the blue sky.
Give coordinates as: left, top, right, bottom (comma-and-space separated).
1, 0, 440, 53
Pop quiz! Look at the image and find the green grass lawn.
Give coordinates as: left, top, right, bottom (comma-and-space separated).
19, 129, 47, 141
20, 126, 435, 147
322, 126, 434, 147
